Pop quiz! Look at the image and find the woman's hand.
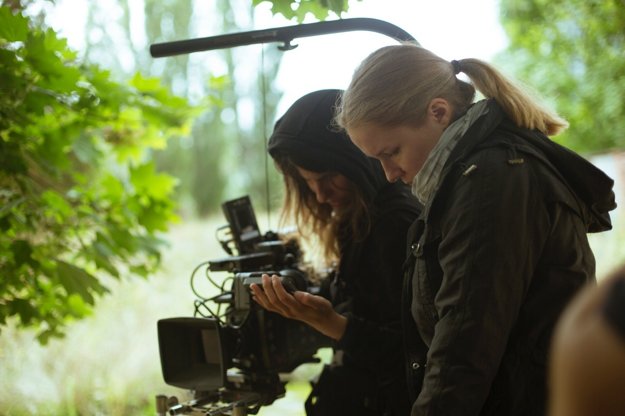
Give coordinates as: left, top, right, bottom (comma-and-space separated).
250, 274, 347, 340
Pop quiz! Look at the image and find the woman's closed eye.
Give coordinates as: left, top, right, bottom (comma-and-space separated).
379, 147, 400, 159
305, 172, 333, 184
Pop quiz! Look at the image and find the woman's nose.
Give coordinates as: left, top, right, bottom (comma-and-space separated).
314, 187, 330, 203
310, 181, 331, 203
381, 160, 402, 183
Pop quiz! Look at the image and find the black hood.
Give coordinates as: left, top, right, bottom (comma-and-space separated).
268, 89, 387, 202
455, 100, 616, 233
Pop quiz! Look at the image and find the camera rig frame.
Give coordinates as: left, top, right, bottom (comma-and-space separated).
156, 195, 330, 416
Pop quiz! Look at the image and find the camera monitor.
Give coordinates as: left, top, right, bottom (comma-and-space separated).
222, 196, 262, 254
157, 317, 226, 391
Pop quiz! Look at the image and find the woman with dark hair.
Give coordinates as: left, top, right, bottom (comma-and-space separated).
250, 89, 421, 415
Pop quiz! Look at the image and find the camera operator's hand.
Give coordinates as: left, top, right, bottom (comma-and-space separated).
250, 274, 347, 341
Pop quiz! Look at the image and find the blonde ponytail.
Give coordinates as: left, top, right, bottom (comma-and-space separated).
457, 58, 568, 136
337, 44, 568, 137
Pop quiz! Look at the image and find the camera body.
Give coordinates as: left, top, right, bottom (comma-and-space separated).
156, 196, 331, 415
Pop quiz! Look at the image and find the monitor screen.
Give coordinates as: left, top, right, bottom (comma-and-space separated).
222, 196, 262, 254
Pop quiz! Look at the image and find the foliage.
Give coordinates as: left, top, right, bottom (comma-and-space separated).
498, 0, 625, 153
0, 6, 194, 342
253, 0, 350, 22
77, 0, 286, 216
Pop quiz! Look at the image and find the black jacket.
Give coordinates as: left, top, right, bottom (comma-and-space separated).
404, 100, 616, 416
268, 90, 422, 415
330, 181, 419, 415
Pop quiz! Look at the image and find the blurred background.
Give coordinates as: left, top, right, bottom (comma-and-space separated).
1, 0, 623, 414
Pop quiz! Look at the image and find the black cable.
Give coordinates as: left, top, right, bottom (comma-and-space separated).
229, 311, 250, 330
189, 261, 223, 300
216, 224, 234, 256
193, 298, 225, 325
220, 276, 234, 292
261, 44, 272, 231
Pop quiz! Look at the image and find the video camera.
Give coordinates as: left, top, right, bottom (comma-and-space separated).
156, 196, 331, 416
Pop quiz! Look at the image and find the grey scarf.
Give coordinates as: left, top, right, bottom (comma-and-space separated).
411, 100, 490, 204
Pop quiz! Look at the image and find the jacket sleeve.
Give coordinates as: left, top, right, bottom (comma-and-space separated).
335, 208, 414, 380
413, 147, 551, 415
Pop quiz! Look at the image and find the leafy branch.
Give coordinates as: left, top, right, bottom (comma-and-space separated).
0, 6, 195, 343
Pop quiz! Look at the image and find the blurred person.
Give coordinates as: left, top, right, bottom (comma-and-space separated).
549, 262, 625, 416
250, 89, 421, 415
335, 43, 616, 415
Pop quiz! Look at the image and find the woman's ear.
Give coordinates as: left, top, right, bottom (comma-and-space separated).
428, 98, 453, 127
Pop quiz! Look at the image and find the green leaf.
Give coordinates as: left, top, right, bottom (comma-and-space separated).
257, 0, 349, 21
41, 190, 74, 223
130, 72, 162, 92
25, 31, 80, 92
95, 257, 120, 279
90, 245, 121, 279
11, 239, 38, 267
130, 161, 178, 200
66, 293, 92, 317
72, 134, 102, 165
56, 260, 109, 305
0, 7, 29, 42
327, 0, 349, 15
0, 140, 27, 174
0, 2, 190, 342
99, 174, 126, 204
108, 226, 137, 252
8, 298, 37, 326
269, 0, 296, 19
37, 328, 64, 345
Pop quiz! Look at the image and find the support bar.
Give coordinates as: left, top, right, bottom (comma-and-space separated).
150, 17, 416, 58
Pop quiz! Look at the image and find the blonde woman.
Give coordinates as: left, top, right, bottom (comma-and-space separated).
336, 44, 616, 416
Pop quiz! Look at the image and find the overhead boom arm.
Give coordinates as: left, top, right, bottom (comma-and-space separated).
150, 17, 417, 58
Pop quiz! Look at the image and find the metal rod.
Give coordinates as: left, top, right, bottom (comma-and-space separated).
150, 17, 416, 58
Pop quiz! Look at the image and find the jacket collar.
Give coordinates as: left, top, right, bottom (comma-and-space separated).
432, 99, 616, 233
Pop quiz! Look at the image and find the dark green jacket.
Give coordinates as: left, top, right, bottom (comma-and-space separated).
404, 100, 616, 416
